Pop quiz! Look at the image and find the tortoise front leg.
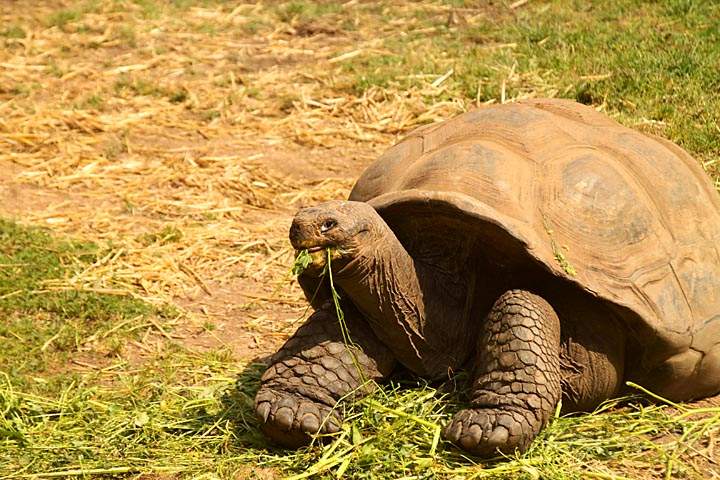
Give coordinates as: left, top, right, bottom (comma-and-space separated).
444, 290, 562, 457
255, 303, 395, 447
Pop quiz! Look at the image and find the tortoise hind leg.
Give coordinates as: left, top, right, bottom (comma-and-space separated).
255, 303, 395, 447
444, 290, 562, 457
552, 294, 625, 412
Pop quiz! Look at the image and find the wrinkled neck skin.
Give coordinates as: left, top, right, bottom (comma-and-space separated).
331, 218, 463, 378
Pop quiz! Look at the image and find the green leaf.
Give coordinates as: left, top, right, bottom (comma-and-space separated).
291, 249, 312, 276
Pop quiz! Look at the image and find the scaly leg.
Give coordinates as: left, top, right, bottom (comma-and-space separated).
444, 290, 562, 457
255, 303, 395, 447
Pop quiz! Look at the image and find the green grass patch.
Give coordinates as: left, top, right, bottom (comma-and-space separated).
137, 225, 184, 246
0, 25, 26, 39
114, 75, 164, 97
113, 75, 187, 105
0, 352, 267, 477
241, 19, 267, 35
117, 24, 138, 47
337, 0, 720, 175
131, 0, 163, 19
45, 1, 101, 30
276, 1, 344, 23
47, 9, 83, 30
3, 357, 718, 478
0, 220, 147, 319
0, 219, 166, 387
78, 93, 105, 110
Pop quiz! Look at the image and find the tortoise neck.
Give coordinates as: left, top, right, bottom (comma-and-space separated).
332, 215, 450, 377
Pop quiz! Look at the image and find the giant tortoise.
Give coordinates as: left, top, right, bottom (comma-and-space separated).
254, 98, 720, 456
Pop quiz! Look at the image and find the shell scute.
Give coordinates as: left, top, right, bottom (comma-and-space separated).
397, 140, 535, 225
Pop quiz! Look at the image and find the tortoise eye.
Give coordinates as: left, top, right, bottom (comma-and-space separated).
320, 219, 337, 233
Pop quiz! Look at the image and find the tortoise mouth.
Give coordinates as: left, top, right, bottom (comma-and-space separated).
293, 244, 348, 277
292, 243, 332, 254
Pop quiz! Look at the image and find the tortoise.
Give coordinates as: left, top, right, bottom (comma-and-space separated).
254, 98, 720, 456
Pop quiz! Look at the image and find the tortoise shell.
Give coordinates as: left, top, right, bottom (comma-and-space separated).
349, 98, 720, 388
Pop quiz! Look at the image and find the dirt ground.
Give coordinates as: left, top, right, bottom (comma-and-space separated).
0, 121, 366, 365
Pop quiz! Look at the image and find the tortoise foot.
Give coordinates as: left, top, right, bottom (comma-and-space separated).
254, 387, 342, 448
446, 290, 563, 458
254, 305, 395, 449
443, 406, 538, 457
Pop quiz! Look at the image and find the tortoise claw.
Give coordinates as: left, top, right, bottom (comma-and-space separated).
254, 387, 342, 448
443, 407, 531, 458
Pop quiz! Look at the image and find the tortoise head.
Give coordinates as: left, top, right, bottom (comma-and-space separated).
289, 200, 381, 274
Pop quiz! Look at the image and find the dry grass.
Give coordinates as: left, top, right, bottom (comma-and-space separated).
2, 0, 720, 478
0, 0, 481, 325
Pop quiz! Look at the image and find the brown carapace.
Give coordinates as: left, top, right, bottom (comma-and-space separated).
254, 98, 720, 457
